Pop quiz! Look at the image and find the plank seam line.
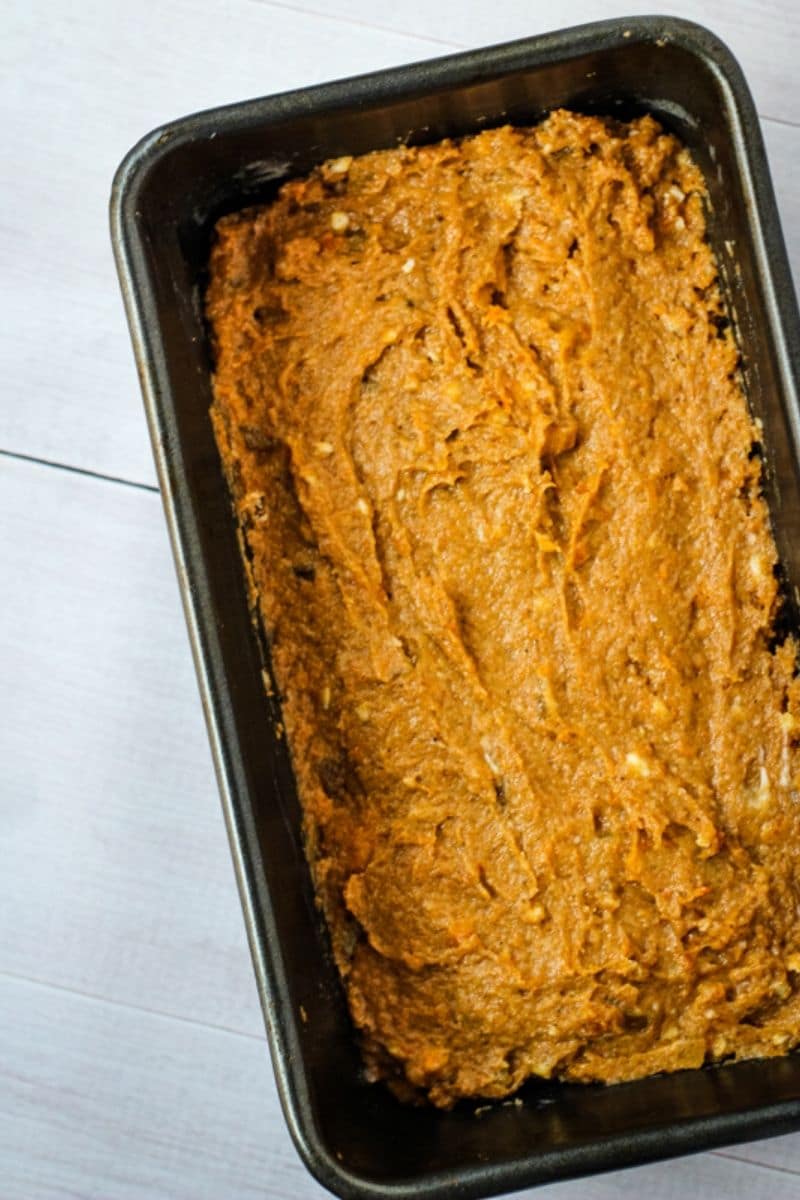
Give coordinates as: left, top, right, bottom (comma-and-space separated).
3, 969, 800, 1177
246, 0, 455, 47
0, 967, 265, 1044
713, 1149, 800, 1179
760, 112, 800, 131
0, 448, 159, 494
247, 0, 800, 135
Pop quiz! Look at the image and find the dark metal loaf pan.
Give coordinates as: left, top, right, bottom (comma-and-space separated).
111, 16, 800, 1199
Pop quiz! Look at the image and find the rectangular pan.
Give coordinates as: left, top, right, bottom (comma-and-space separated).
111, 17, 800, 1198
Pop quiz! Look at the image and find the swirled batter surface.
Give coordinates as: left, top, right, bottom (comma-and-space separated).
207, 111, 800, 1107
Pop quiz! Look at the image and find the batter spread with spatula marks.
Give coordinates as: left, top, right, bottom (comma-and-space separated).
207, 110, 800, 1106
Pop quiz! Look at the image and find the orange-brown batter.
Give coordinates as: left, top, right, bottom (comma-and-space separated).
207, 110, 800, 1107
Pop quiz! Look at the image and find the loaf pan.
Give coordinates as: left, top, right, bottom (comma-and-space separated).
111, 16, 800, 1198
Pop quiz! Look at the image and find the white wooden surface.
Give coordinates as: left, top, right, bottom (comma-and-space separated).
2, 1, 800, 1196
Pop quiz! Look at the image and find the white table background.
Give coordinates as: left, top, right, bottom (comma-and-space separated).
3, 1, 800, 1196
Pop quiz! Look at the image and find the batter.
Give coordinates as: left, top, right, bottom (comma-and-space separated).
207, 111, 800, 1107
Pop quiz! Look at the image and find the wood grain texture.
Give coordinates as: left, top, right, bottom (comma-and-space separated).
3, 0, 800, 1195
4, 973, 800, 1200
273, 0, 800, 126
0, 455, 264, 1038
763, 119, 800, 278
0, 975, 316, 1200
